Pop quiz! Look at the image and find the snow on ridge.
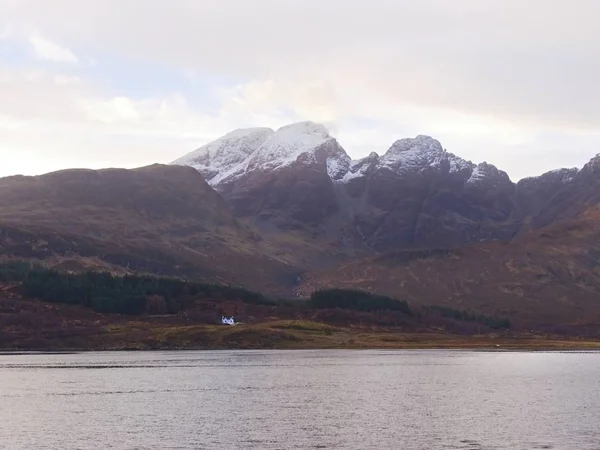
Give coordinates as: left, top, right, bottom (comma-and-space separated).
340, 165, 369, 182
172, 123, 507, 187
467, 165, 485, 184
520, 167, 579, 185
193, 121, 343, 186
247, 121, 335, 171
466, 162, 513, 185
326, 155, 351, 180
381, 135, 471, 174
334, 152, 379, 183
467, 162, 495, 184
171, 127, 273, 180
549, 167, 580, 183
550, 167, 579, 183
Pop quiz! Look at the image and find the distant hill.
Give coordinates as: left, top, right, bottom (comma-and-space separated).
0, 164, 298, 294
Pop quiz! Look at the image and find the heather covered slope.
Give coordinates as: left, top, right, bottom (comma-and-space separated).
298, 210, 600, 325
0, 164, 299, 293
2, 264, 599, 350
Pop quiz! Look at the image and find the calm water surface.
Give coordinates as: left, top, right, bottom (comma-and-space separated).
0, 350, 599, 449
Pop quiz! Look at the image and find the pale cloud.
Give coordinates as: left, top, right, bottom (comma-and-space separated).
1, 0, 600, 180
224, 80, 341, 123
0, 65, 292, 176
53, 74, 80, 85
0, 24, 13, 40
29, 35, 78, 63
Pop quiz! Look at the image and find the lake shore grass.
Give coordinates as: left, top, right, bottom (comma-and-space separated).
6, 320, 595, 352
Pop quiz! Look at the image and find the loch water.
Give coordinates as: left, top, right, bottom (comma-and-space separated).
1, 350, 599, 449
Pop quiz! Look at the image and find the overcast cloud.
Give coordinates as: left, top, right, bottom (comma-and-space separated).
1, 0, 599, 179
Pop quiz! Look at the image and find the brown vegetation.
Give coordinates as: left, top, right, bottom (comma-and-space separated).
1, 283, 599, 351
3, 161, 600, 331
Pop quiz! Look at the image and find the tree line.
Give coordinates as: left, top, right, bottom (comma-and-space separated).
309, 288, 413, 314
0, 262, 510, 328
0, 261, 273, 315
422, 305, 510, 330
310, 289, 510, 329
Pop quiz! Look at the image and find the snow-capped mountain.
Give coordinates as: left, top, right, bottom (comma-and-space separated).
380, 135, 472, 174
172, 122, 350, 187
171, 121, 522, 251
246, 122, 337, 171
172, 122, 504, 189
171, 121, 592, 252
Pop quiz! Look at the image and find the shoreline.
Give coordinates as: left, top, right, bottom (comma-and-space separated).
2, 318, 600, 353
2, 338, 600, 353
2, 348, 600, 353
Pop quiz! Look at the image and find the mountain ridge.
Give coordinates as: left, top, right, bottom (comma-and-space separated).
172, 122, 517, 189
171, 122, 583, 252
3, 123, 600, 326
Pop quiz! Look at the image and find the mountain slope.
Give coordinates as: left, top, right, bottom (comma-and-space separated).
298, 214, 600, 325
173, 124, 520, 252
335, 136, 518, 250
0, 164, 299, 293
169, 122, 600, 325
173, 122, 371, 266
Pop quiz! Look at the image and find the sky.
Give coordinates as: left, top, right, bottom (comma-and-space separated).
1, 0, 600, 181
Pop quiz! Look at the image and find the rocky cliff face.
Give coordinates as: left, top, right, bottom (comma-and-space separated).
173, 123, 524, 251
215, 123, 349, 229
332, 136, 519, 250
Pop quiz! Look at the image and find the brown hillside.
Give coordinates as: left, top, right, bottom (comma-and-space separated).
0, 165, 299, 293
299, 209, 600, 325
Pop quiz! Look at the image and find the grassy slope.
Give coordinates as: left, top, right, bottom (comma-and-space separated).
97, 321, 600, 351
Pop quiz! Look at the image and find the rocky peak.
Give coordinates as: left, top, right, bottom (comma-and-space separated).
518, 167, 578, 190
386, 135, 443, 155
175, 121, 354, 189
334, 151, 380, 183
467, 162, 512, 187
246, 121, 340, 171
579, 153, 600, 175
380, 135, 473, 175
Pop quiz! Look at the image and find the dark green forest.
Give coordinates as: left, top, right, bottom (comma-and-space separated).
310, 288, 412, 314
422, 305, 511, 330
0, 261, 273, 314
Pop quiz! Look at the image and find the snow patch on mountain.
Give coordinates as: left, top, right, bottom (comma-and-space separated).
175, 121, 346, 187
548, 167, 579, 182
467, 165, 485, 184
326, 156, 350, 180
467, 165, 487, 184
341, 165, 368, 182
467, 162, 512, 185
171, 127, 273, 182
380, 135, 472, 174
336, 153, 379, 183
247, 121, 335, 171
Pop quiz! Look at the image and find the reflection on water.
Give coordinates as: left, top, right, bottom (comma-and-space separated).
1, 350, 599, 449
